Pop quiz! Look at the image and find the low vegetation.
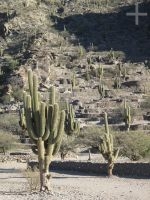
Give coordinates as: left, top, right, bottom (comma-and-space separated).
0, 131, 20, 152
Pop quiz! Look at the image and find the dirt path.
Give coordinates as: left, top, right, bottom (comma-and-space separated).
0, 161, 150, 200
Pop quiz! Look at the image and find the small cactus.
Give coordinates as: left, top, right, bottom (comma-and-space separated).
99, 112, 119, 176
122, 67, 127, 80
97, 65, 104, 81
98, 83, 105, 99
71, 72, 76, 90
124, 99, 131, 132
118, 63, 122, 77
85, 68, 90, 81
114, 76, 121, 89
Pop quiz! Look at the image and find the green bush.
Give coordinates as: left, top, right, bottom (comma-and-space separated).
13, 88, 23, 101
1, 57, 19, 74
140, 97, 150, 109
79, 126, 104, 147
114, 131, 150, 161
0, 131, 20, 151
0, 94, 11, 104
0, 113, 19, 134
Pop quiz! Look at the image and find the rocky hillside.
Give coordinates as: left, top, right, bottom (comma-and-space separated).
0, 0, 150, 129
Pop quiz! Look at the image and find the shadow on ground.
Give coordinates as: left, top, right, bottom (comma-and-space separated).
53, 1, 150, 62
0, 168, 20, 173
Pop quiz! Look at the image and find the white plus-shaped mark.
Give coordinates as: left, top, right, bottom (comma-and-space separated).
126, 3, 148, 25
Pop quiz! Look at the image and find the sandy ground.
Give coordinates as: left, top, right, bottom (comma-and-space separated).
0, 161, 150, 200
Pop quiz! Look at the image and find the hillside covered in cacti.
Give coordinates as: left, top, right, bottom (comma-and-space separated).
0, 0, 150, 128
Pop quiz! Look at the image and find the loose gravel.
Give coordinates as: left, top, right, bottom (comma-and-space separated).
0, 161, 150, 200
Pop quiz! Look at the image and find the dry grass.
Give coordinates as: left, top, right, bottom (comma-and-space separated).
24, 169, 40, 192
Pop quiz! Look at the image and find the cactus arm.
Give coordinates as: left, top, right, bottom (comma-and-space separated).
52, 111, 65, 156
53, 110, 65, 143
28, 70, 33, 98
114, 148, 120, 161
51, 104, 59, 133
104, 112, 109, 134
19, 107, 26, 129
40, 102, 46, 137
24, 95, 38, 140
33, 74, 40, 135
49, 86, 55, 105
52, 137, 63, 156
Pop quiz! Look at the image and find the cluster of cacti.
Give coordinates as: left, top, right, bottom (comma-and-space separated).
114, 76, 121, 89
20, 70, 65, 191
65, 103, 80, 136
98, 83, 105, 99
99, 112, 119, 176
123, 99, 131, 132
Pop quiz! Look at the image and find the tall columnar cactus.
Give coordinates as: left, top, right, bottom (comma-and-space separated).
124, 99, 131, 132
98, 83, 105, 99
97, 65, 103, 81
118, 63, 122, 77
65, 103, 80, 136
71, 73, 76, 90
122, 67, 127, 80
85, 68, 90, 81
114, 76, 121, 89
99, 112, 119, 176
22, 70, 65, 191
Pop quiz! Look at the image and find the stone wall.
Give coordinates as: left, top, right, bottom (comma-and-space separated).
28, 161, 150, 178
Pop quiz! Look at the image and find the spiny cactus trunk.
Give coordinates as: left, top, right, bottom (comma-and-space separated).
37, 138, 45, 191
107, 161, 114, 177
38, 154, 52, 191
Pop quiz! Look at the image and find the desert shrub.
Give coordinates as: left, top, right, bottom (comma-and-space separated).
79, 126, 104, 147
12, 88, 23, 101
1, 57, 19, 74
140, 97, 150, 110
0, 131, 20, 151
0, 94, 11, 104
114, 131, 150, 161
0, 113, 20, 134
59, 135, 79, 159
24, 169, 40, 192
